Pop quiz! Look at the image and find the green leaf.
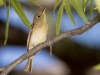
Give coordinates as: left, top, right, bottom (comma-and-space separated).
10, 0, 31, 28
4, 0, 10, 45
88, 0, 93, 21
94, 63, 100, 71
94, 0, 100, 13
30, 0, 42, 8
70, 0, 87, 22
83, 0, 89, 12
56, 4, 63, 35
53, 0, 61, 12
64, 0, 75, 25
0, 0, 6, 6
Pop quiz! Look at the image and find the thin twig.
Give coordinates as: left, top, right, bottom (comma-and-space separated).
0, 14, 100, 75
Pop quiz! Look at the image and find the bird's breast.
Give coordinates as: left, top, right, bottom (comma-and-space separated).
30, 25, 48, 46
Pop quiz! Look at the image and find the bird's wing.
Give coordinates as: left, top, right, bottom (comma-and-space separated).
27, 23, 34, 51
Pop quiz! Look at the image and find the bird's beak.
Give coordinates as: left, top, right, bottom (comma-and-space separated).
41, 8, 46, 15
43, 8, 46, 12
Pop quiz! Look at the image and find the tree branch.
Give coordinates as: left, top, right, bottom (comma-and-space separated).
0, 68, 5, 73
0, 14, 100, 75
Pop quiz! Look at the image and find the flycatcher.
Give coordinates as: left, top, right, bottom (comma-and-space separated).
24, 8, 48, 73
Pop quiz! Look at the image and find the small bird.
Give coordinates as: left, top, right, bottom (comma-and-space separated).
24, 8, 48, 73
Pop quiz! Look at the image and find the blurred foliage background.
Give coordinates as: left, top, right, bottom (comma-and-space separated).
0, 0, 100, 75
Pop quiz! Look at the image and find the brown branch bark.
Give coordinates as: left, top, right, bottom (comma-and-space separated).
0, 68, 5, 72
0, 14, 100, 75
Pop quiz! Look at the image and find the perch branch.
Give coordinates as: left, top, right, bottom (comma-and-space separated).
0, 68, 5, 72
0, 14, 100, 75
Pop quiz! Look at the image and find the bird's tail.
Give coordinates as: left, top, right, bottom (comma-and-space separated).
24, 56, 34, 73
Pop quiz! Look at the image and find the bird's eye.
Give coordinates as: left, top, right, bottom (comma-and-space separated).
37, 15, 40, 18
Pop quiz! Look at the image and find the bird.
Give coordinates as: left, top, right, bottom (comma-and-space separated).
24, 8, 48, 73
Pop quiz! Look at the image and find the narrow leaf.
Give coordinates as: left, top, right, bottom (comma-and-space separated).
83, 0, 89, 12
70, 0, 87, 22
94, 0, 100, 13
4, 0, 10, 45
88, 0, 93, 21
93, 7, 98, 10
53, 0, 61, 12
30, 0, 42, 8
0, 0, 6, 6
64, 0, 75, 25
10, 0, 31, 28
56, 4, 63, 35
